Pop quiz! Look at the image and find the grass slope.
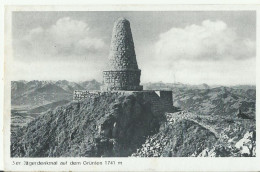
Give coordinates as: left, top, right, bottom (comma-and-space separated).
11, 92, 161, 157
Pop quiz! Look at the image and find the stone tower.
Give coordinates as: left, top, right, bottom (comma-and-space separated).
102, 18, 143, 91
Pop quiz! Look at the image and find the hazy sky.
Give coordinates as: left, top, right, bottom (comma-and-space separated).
12, 11, 256, 85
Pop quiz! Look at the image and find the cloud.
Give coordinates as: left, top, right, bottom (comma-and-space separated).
139, 20, 256, 85
14, 17, 106, 61
154, 20, 255, 62
12, 17, 255, 85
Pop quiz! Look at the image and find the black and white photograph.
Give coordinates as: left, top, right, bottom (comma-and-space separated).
7, 9, 256, 159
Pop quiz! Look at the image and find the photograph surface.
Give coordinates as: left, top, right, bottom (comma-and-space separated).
9, 10, 256, 158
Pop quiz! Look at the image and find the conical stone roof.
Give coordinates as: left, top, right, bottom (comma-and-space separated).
108, 18, 139, 71
102, 18, 143, 91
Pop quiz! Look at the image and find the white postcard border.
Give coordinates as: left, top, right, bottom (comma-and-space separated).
3, 5, 260, 171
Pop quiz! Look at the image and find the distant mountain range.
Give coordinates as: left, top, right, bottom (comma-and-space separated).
11, 80, 101, 108
143, 82, 255, 118
143, 82, 255, 90
143, 82, 211, 90
171, 86, 255, 118
11, 80, 255, 118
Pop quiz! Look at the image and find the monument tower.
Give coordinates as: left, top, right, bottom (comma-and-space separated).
74, 17, 173, 113
102, 18, 143, 91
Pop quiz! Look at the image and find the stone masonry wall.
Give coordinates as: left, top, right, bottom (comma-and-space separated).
73, 90, 100, 101
103, 70, 142, 91
73, 90, 128, 101
157, 91, 173, 112
142, 91, 174, 114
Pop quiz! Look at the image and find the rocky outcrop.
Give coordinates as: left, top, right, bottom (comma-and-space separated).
131, 111, 256, 157
196, 145, 231, 157
235, 131, 256, 156
132, 117, 217, 157
236, 109, 252, 119
197, 130, 256, 157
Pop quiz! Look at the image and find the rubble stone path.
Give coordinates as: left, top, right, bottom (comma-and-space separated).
166, 111, 220, 138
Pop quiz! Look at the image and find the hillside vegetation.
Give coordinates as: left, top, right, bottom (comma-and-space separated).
11, 92, 163, 157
